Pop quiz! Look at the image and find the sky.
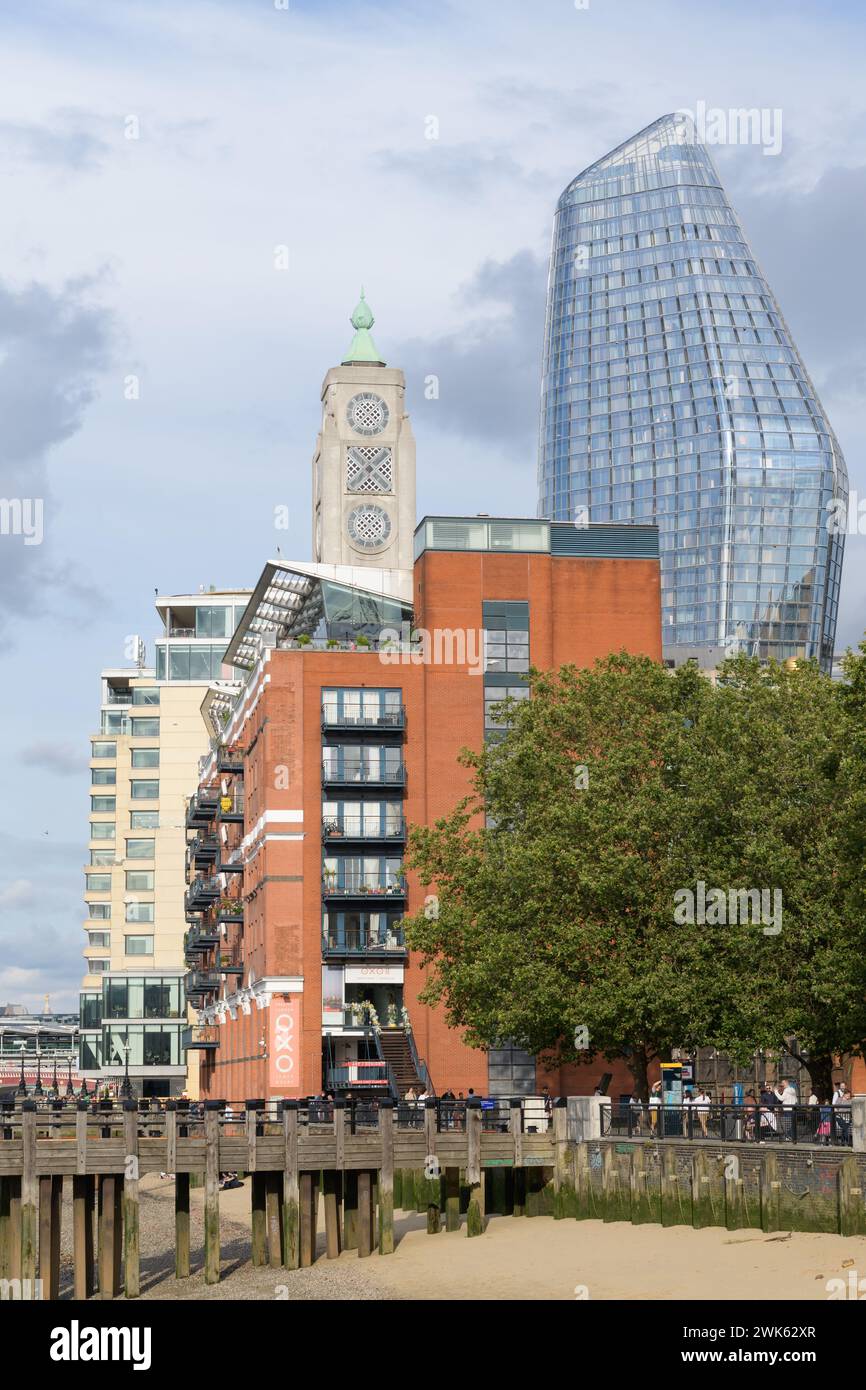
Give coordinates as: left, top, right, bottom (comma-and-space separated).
1, 0, 864, 1011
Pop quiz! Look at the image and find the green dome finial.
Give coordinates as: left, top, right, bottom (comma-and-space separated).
342, 286, 385, 365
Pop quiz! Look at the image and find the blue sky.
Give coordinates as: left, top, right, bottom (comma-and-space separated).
1, 0, 864, 1009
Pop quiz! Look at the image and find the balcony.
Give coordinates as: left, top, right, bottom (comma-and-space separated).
217, 951, 244, 978
322, 816, 406, 846
217, 746, 244, 774
217, 789, 244, 823
186, 787, 220, 828
219, 856, 244, 875
184, 875, 221, 914
322, 1007, 378, 1031
182, 1024, 219, 1052
321, 705, 406, 733
186, 970, 221, 1002
185, 923, 220, 956
326, 1061, 390, 1089
188, 834, 219, 869
217, 899, 244, 924
322, 875, 406, 902
321, 762, 406, 791
322, 925, 406, 958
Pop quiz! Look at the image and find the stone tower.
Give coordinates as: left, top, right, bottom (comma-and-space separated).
312, 290, 416, 574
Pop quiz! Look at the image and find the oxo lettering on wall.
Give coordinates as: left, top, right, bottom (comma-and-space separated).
269, 995, 302, 1094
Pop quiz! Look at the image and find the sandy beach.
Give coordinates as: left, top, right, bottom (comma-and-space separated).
54, 1174, 864, 1302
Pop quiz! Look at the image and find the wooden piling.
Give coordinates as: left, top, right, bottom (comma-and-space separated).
282, 1101, 300, 1270
837, 1154, 865, 1237
343, 1170, 359, 1251
299, 1170, 319, 1266
38, 1174, 62, 1301
378, 1099, 395, 1255
323, 1170, 342, 1259
203, 1102, 221, 1284
760, 1149, 782, 1233
466, 1101, 485, 1236
357, 1170, 374, 1257
72, 1176, 95, 1299
123, 1103, 140, 1298
424, 1101, 440, 1234
266, 1172, 283, 1266
251, 1174, 268, 1266
552, 1100, 576, 1219
20, 1105, 38, 1296
444, 1166, 461, 1231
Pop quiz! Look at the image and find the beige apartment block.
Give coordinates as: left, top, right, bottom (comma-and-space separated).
80, 589, 250, 1098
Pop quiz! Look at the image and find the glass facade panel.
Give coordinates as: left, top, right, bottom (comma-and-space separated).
538, 114, 847, 669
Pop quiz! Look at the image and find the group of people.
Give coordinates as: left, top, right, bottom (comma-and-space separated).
626, 1077, 853, 1144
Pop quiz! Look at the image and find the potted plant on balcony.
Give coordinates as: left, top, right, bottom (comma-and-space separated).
386, 1001, 398, 1027
297, 633, 311, 646
356, 633, 371, 648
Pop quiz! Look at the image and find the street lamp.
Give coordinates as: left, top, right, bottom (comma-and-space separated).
16, 1041, 26, 1095
116, 1036, 133, 1100
66, 1049, 75, 1097
34, 1032, 43, 1097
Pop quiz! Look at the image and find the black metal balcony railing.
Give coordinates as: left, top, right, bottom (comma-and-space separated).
217, 789, 244, 823
321, 705, 406, 732
321, 763, 406, 787
326, 1061, 390, 1089
217, 746, 244, 774
217, 900, 244, 922
181, 1024, 219, 1052
322, 817, 406, 843
322, 1007, 378, 1030
322, 876, 406, 899
189, 834, 219, 868
602, 1102, 854, 1147
184, 875, 221, 914
186, 787, 221, 827
186, 970, 221, 999
322, 925, 406, 956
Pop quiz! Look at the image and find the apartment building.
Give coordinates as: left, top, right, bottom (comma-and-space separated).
80, 589, 250, 1097
183, 297, 663, 1102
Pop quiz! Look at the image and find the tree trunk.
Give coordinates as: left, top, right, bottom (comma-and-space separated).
628, 1044, 651, 1103
800, 1052, 835, 1103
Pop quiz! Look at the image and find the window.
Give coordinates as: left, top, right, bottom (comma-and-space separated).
132, 687, 159, 705
91, 741, 116, 759
80, 993, 102, 1028
131, 748, 159, 768
103, 976, 183, 1020
129, 717, 159, 737
91, 768, 116, 786
130, 811, 159, 829
87, 931, 110, 949
87, 903, 111, 920
125, 902, 154, 923
88, 959, 110, 974
487, 1042, 537, 1097
195, 605, 230, 639
85, 873, 111, 893
322, 688, 403, 727
126, 838, 155, 860
90, 823, 116, 841
125, 870, 154, 891
101, 712, 128, 735
482, 601, 530, 673
159, 644, 226, 681
124, 935, 154, 956
90, 850, 115, 867
102, 1024, 183, 1068
79, 1035, 101, 1069
484, 685, 530, 730
130, 780, 159, 800
91, 796, 116, 813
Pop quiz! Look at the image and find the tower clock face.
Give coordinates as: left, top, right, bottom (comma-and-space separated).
347, 392, 389, 437
347, 503, 391, 550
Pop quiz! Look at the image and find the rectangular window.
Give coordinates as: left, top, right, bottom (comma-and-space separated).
132, 687, 159, 705
90, 850, 115, 867
91, 741, 116, 759
125, 838, 155, 859
87, 931, 110, 949
101, 712, 128, 735
195, 605, 230, 639
87, 903, 111, 920
129, 716, 159, 737
91, 768, 116, 786
125, 902, 154, 923
85, 874, 111, 893
131, 748, 159, 768
124, 935, 154, 956
482, 601, 530, 674
125, 870, 154, 891
88, 959, 110, 974
130, 780, 159, 800
90, 823, 116, 841
91, 796, 116, 813
80, 993, 102, 1028
130, 811, 159, 829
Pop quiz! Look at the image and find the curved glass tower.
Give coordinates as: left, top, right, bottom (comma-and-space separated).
538, 114, 847, 669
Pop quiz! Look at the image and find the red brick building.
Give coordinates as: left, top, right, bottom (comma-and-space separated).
185, 516, 662, 1103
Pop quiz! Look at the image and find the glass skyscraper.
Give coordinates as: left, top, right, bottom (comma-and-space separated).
538, 113, 847, 669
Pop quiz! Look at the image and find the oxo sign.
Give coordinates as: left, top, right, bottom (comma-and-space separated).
269, 994, 301, 1095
